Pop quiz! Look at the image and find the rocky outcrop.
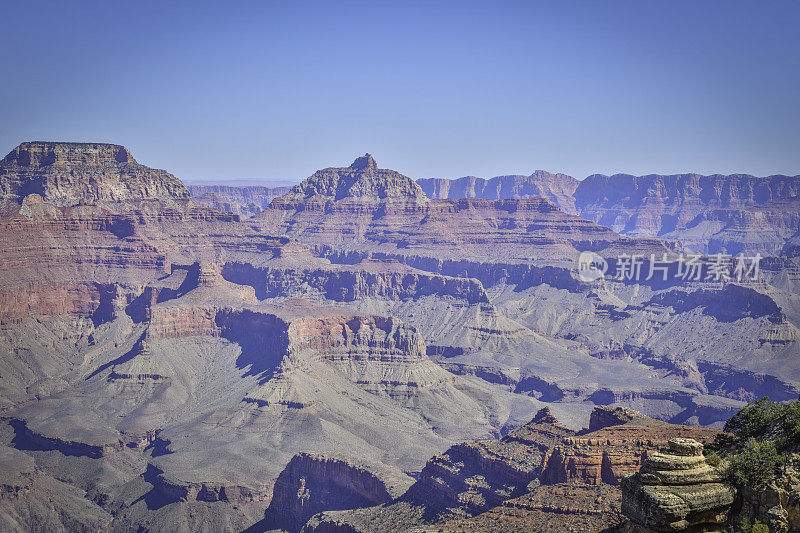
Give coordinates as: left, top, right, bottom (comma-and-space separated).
736, 453, 800, 533
276, 153, 427, 204
0, 142, 191, 206
621, 438, 735, 532
417, 170, 579, 213
589, 405, 646, 432
433, 483, 623, 533
221, 260, 490, 304
0, 445, 113, 531
265, 452, 413, 531
148, 465, 272, 505
404, 407, 720, 518
302, 407, 722, 532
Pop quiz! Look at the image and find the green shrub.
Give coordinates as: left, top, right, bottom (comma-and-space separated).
726, 439, 785, 489
782, 400, 800, 443
737, 517, 752, 533
736, 517, 770, 533
705, 451, 721, 467
723, 397, 800, 452
724, 397, 785, 440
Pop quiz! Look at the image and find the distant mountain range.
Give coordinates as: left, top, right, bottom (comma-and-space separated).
195, 168, 800, 255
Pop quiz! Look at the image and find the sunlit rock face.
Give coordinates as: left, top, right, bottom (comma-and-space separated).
621, 438, 735, 532
0, 141, 191, 206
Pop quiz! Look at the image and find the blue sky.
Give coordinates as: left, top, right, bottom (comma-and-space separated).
1, 0, 798, 181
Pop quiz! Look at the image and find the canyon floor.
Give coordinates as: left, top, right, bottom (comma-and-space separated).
0, 142, 798, 532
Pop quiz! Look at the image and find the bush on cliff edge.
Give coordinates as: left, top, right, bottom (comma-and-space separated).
713, 396, 800, 490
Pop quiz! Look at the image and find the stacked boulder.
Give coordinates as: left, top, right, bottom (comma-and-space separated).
621, 438, 735, 532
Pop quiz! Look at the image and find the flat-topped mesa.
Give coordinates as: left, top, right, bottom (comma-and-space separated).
273, 153, 428, 204
588, 405, 646, 432
3, 141, 134, 167
0, 141, 191, 206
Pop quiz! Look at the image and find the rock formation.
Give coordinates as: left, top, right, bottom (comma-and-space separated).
0, 445, 112, 531
189, 184, 291, 217
257, 155, 671, 262
302, 406, 721, 532
264, 452, 413, 531
0, 141, 191, 206
621, 438, 735, 532
574, 173, 800, 256
417, 170, 579, 213
277, 153, 427, 204
422, 171, 800, 255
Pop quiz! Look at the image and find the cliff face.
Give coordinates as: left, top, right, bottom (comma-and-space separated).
1, 143, 799, 533
0, 142, 191, 206
421, 171, 800, 255
574, 173, 800, 254
189, 184, 291, 218
417, 171, 579, 214
221, 259, 490, 304
265, 452, 413, 531
0, 445, 113, 532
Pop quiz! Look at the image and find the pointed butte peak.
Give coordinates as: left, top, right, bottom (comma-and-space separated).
349, 153, 377, 172
531, 407, 559, 425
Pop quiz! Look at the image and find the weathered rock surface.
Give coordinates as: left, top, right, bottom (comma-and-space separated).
264, 452, 413, 531
0, 144, 798, 532
257, 155, 671, 262
575, 173, 800, 256
0, 444, 112, 532
621, 438, 735, 532
0, 142, 191, 206
278, 153, 427, 204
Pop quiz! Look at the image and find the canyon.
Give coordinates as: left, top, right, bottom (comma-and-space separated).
198, 168, 800, 256
0, 142, 798, 531
420, 171, 800, 256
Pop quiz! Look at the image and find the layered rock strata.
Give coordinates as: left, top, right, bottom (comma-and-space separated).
189, 184, 291, 217
257, 155, 672, 262
417, 170, 579, 213
0, 142, 191, 206
621, 438, 735, 532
